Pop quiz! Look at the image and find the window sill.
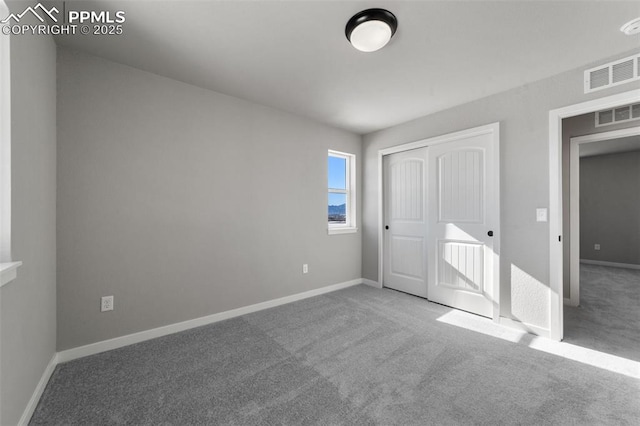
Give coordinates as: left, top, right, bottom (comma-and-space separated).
0, 261, 22, 288
328, 227, 358, 235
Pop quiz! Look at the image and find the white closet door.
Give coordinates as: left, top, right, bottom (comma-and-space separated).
427, 132, 498, 318
383, 148, 429, 297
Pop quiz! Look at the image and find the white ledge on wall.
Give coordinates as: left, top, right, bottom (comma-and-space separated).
0, 261, 22, 288
328, 227, 358, 235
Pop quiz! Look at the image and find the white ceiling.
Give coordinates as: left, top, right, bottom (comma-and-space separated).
41, 0, 640, 134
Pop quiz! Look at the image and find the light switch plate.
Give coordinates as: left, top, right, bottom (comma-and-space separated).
536, 208, 548, 222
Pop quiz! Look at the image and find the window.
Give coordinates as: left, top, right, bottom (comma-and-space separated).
328, 150, 356, 234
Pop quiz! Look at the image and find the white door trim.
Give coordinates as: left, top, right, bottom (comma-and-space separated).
548, 89, 640, 341
568, 127, 640, 307
377, 122, 500, 320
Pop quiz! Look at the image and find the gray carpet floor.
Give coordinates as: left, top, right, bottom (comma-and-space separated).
31, 284, 640, 425
564, 264, 640, 362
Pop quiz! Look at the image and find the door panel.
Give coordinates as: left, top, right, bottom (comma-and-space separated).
391, 159, 424, 221
437, 149, 484, 223
438, 241, 483, 292
391, 236, 424, 279
383, 148, 428, 297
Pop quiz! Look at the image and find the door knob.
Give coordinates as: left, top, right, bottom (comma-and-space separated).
385, 226, 389, 230
488, 230, 494, 237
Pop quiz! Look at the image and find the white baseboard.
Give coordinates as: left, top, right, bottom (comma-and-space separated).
498, 317, 550, 339
18, 353, 57, 426
57, 278, 365, 363
362, 278, 381, 288
580, 259, 640, 270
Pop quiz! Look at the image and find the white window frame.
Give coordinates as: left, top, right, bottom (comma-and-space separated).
328, 150, 357, 235
1, 0, 11, 263
0, 0, 21, 290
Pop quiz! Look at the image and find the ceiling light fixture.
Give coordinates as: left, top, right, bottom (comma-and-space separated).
620, 17, 640, 35
345, 8, 398, 52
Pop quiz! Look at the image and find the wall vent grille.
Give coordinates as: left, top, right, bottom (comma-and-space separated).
595, 102, 640, 127
584, 53, 640, 93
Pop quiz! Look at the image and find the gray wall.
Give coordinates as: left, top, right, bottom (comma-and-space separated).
561, 113, 640, 296
361, 49, 638, 331
580, 151, 640, 265
0, 26, 57, 426
57, 48, 362, 351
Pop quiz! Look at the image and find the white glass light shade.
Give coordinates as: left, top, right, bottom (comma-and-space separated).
349, 20, 393, 52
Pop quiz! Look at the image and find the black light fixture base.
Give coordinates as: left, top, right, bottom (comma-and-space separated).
345, 8, 398, 42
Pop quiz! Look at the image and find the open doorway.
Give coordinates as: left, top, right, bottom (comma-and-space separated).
566, 126, 640, 305
561, 117, 640, 360
548, 89, 639, 342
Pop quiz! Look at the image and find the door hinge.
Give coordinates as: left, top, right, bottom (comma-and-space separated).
559, 235, 562, 242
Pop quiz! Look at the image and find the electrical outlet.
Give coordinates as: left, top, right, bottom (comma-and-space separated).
302, 264, 309, 274
594, 244, 601, 251
101, 295, 114, 312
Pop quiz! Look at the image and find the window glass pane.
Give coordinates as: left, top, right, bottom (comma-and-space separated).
328, 156, 347, 190
328, 193, 347, 224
